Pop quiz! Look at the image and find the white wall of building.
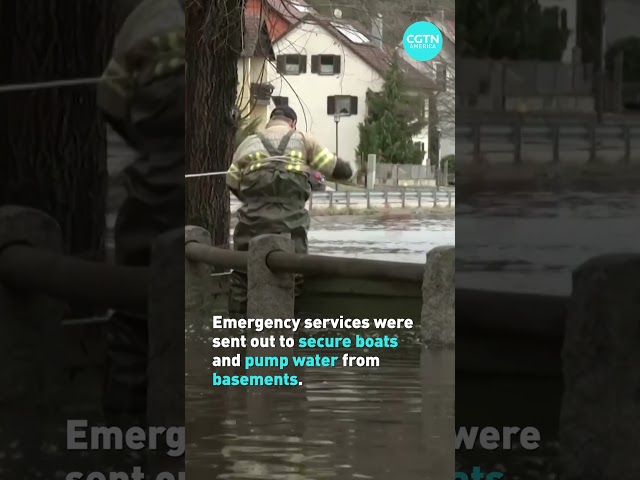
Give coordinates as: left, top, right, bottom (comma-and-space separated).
237, 56, 277, 124
268, 23, 430, 165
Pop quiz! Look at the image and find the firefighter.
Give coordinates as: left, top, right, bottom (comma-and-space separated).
226, 106, 356, 318
97, 0, 185, 427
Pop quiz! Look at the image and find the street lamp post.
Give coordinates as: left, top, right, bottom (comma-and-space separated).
334, 113, 340, 157
334, 110, 349, 190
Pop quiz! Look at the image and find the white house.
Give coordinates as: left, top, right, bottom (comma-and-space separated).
262, 0, 437, 166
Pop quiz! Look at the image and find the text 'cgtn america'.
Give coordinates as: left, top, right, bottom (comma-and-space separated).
406, 34, 441, 45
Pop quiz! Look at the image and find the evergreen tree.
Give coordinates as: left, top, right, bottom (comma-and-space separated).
357, 53, 427, 164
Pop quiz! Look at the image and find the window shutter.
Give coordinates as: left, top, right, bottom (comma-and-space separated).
310, 55, 319, 73
333, 55, 341, 74
276, 55, 286, 74
350, 96, 358, 115
299, 55, 307, 73
327, 96, 336, 114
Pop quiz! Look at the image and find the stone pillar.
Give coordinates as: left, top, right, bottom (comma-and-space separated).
184, 226, 214, 323
147, 227, 186, 477
0, 206, 66, 471
367, 154, 377, 189
246, 233, 295, 321
245, 234, 297, 425
420, 246, 455, 480
560, 254, 640, 479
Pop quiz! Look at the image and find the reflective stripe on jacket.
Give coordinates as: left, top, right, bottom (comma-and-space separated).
227, 119, 338, 191
97, 0, 185, 123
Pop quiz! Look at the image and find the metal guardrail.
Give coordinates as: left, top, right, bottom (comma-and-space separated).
185, 241, 425, 282
0, 244, 149, 312
231, 190, 456, 210
456, 122, 640, 163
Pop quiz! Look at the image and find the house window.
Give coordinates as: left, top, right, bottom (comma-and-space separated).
272, 96, 288, 107
414, 142, 425, 152
276, 55, 307, 75
311, 55, 341, 75
327, 95, 358, 116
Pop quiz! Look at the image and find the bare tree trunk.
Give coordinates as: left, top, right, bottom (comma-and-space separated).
0, 1, 115, 257
186, 0, 243, 247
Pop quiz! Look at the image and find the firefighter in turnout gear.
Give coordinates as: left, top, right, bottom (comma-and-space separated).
227, 106, 356, 317
97, 0, 185, 426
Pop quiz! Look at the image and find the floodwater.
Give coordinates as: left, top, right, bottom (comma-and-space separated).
187, 215, 455, 479
186, 337, 432, 479
186, 190, 640, 479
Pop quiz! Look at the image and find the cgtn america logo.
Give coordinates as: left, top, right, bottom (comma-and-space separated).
402, 21, 443, 61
